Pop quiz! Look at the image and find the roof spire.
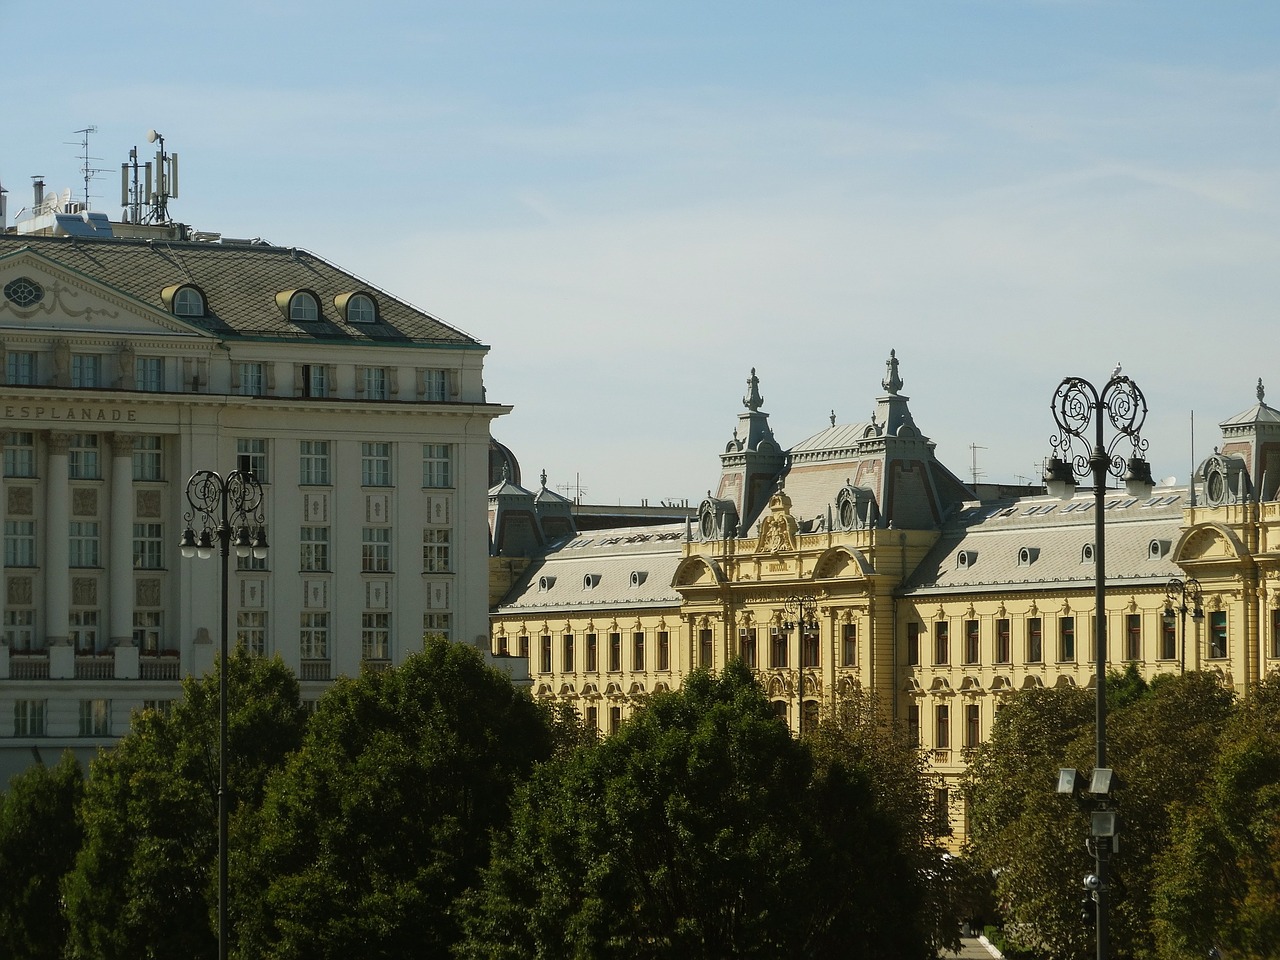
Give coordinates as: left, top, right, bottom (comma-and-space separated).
540, 468, 548, 489
1258, 378, 1266, 404
882, 349, 903, 395
743, 368, 764, 411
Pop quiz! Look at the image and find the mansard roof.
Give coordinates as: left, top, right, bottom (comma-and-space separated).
0, 234, 479, 348
900, 489, 1187, 595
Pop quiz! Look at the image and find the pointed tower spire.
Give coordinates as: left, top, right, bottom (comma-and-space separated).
539, 468, 548, 489
743, 368, 764, 412
882, 349, 903, 396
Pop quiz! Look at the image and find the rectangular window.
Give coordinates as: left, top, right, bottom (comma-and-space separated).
907, 704, 920, 746
362, 527, 391, 572
299, 440, 330, 485
5, 610, 36, 651
933, 787, 951, 835
1161, 613, 1178, 660
935, 704, 950, 749
965, 703, 981, 748
70, 610, 99, 654
658, 631, 671, 671
3, 432, 36, 477
907, 621, 921, 666
132, 523, 164, 569
1027, 617, 1043, 663
423, 612, 451, 640
842, 622, 857, 667
519, 635, 529, 659
363, 366, 389, 400
239, 362, 265, 396
423, 368, 449, 402
422, 528, 451, 572
69, 521, 100, 567
4, 520, 36, 567
934, 621, 949, 665
6, 351, 36, 386
72, 353, 101, 388
562, 634, 575, 672
540, 635, 552, 674
700, 629, 714, 668
1059, 616, 1076, 662
585, 705, 598, 732
1125, 614, 1142, 662
300, 612, 329, 659
609, 632, 622, 672
1209, 611, 1228, 659
609, 706, 621, 735
964, 619, 980, 665
1272, 609, 1280, 660
135, 357, 164, 392
300, 526, 329, 571
995, 619, 1011, 664
801, 625, 819, 668
771, 627, 788, 668
586, 633, 598, 672
79, 699, 111, 737
132, 435, 162, 481
633, 631, 645, 671
301, 364, 329, 398
69, 434, 100, 479
13, 699, 46, 737
422, 444, 452, 488
133, 611, 162, 654
237, 438, 268, 483
740, 628, 757, 669
361, 442, 392, 486
237, 611, 268, 657
361, 613, 391, 660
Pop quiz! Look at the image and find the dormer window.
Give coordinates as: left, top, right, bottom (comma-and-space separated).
537, 575, 556, 592
956, 551, 976, 569
1148, 539, 1171, 560
290, 292, 319, 322
583, 574, 601, 590
1017, 547, 1039, 566
1082, 543, 1095, 563
347, 293, 377, 323
174, 286, 205, 317
630, 571, 648, 587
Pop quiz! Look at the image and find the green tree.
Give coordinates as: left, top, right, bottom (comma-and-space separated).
459, 661, 929, 960
1153, 673, 1280, 959
964, 671, 1234, 960
0, 751, 84, 959
235, 636, 553, 960
63, 651, 307, 960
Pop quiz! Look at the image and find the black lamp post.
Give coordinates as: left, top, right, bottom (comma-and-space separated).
180, 465, 268, 960
1163, 577, 1203, 675
1045, 373, 1154, 960
783, 594, 818, 736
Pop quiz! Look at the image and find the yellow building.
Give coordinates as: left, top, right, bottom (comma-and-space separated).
490, 354, 1280, 840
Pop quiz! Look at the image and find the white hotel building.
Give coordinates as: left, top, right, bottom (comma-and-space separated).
0, 210, 507, 782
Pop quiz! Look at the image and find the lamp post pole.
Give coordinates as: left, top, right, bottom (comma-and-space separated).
1164, 577, 1202, 675
1045, 373, 1153, 960
784, 595, 818, 737
180, 466, 268, 960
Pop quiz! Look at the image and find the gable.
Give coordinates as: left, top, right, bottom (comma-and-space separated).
0, 250, 209, 341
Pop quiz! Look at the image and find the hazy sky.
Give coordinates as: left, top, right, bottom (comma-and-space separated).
5, 1, 1279, 504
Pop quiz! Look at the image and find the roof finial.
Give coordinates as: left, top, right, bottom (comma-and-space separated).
882, 349, 903, 395
743, 368, 764, 411
830, 409, 836, 427
540, 468, 548, 489
1258, 378, 1266, 404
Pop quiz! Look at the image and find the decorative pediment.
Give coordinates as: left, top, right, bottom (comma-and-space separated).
755, 490, 798, 554
673, 556, 724, 588
813, 545, 874, 580
1174, 523, 1248, 564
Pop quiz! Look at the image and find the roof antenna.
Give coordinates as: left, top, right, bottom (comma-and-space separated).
68, 126, 108, 209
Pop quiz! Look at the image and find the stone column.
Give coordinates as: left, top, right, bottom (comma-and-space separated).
44, 432, 71, 647
110, 433, 135, 646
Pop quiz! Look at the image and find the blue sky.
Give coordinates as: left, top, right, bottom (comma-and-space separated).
5, 1, 1280, 503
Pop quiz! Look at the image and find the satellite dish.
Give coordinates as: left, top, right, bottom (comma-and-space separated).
1161, 476, 1177, 487
44, 192, 60, 212
146, 129, 160, 143
60, 188, 72, 207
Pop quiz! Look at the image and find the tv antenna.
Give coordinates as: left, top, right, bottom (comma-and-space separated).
67, 126, 109, 209
969, 443, 987, 486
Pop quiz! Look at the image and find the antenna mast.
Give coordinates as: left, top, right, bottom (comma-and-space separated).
969, 443, 987, 487
68, 126, 109, 209
122, 129, 179, 225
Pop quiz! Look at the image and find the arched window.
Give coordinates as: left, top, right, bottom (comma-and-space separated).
289, 292, 319, 322
347, 293, 377, 323
174, 286, 205, 317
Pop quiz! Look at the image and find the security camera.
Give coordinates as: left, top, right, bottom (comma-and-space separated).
1082, 874, 1100, 891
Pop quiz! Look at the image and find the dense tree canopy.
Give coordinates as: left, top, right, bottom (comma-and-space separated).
234, 636, 555, 960
0, 751, 84, 960
63, 651, 307, 960
459, 661, 931, 960
964, 670, 1237, 960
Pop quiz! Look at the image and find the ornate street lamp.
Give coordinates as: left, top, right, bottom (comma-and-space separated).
180, 464, 268, 960
782, 594, 819, 736
1046, 372, 1154, 960
1163, 577, 1203, 675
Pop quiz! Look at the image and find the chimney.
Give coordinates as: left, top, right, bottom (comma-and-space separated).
32, 178, 44, 212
